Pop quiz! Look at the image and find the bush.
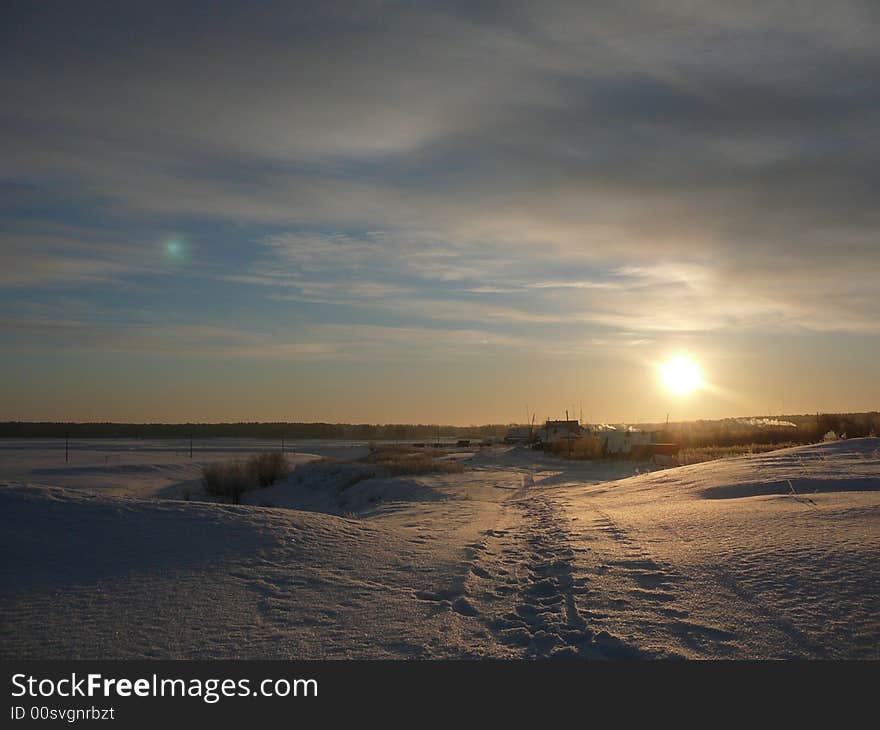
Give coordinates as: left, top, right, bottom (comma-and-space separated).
251, 451, 290, 486
201, 452, 290, 503
201, 460, 253, 503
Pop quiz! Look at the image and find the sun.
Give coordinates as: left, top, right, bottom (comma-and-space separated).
660, 356, 704, 396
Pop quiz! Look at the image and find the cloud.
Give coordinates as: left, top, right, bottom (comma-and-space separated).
0, 305, 537, 363
230, 230, 880, 335
1, 0, 878, 344
525, 280, 619, 291
0, 228, 150, 288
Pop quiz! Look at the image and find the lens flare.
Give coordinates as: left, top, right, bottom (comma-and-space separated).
660, 356, 703, 396
163, 236, 188, 263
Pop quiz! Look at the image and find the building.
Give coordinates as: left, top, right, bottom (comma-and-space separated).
589, 425, 654, 455
530, 418, 674, 459
503, 425, 533, 444
536, 419, 583, 444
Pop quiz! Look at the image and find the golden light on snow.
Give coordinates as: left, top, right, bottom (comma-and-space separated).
660, 355, 704, 396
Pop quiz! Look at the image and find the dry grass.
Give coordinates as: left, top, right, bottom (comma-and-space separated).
361, 446, 465, 476
676, 442, 799, 465
549, 436, 603, 460
201, 451, 290, 503
549, 439, 800, 464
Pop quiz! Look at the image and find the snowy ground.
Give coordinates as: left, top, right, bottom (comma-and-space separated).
1, 438, 878, 659
0, 438, 368, 499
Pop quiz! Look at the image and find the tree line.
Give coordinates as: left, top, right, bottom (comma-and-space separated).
647, 412, 880, 448
0, 412, 876, 444
0, 421, 510, 440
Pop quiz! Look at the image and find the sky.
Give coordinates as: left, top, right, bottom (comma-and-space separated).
1, 0, 878, 425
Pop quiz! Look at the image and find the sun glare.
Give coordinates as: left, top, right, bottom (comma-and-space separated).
660, 356, 703, 396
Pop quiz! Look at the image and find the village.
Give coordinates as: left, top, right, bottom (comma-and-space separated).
502, 417, 679, 462
411, 415, 680, 463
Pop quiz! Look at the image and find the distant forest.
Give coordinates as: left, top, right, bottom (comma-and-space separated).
639, 412, 880, 448
0, 422, 511, 440
0, 413, 877, 445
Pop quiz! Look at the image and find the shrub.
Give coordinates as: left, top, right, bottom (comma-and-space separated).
250, 451, 290, 486
201, 451, 290, 503
201, 460, 253, 503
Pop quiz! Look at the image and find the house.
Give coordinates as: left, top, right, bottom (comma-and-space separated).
528, 416, 675, 459
503, 425, 534, 444
583, 424, 661, 456
536, 419, 582, 444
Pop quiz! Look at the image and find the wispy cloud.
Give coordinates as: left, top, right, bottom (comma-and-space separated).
525, 280, 620, 291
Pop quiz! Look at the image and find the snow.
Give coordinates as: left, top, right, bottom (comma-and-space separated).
1, 438, 877, 659
0, 438, 365, 499
240, 460, 451, 515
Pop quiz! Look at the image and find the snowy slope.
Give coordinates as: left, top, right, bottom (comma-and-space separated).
548, 438, 880, 658
1, 439, 877, 659
0, 483, 490, 659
